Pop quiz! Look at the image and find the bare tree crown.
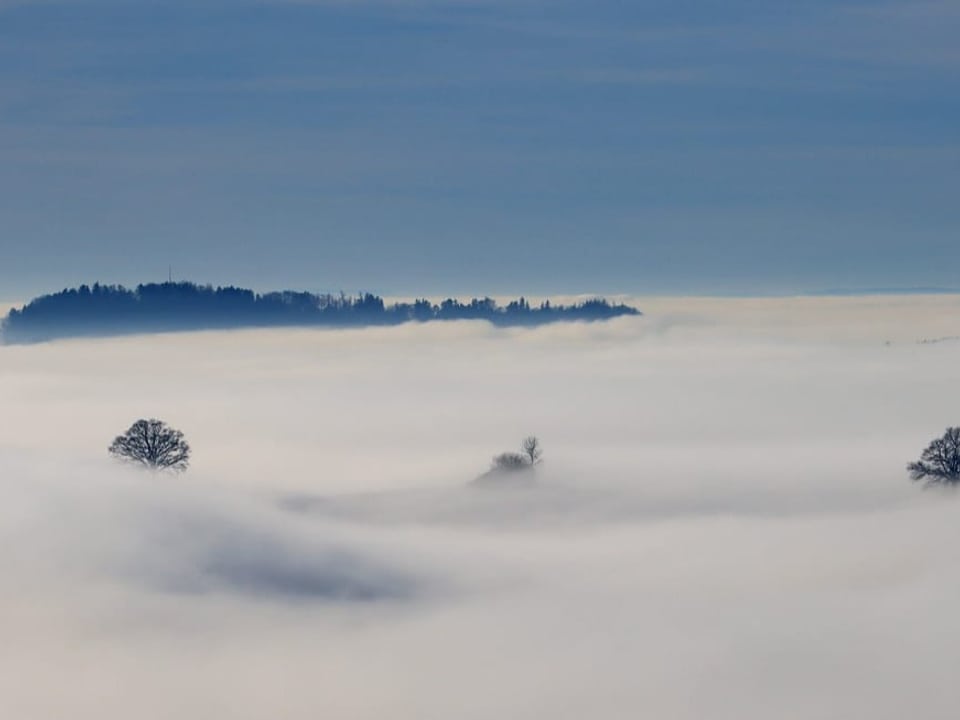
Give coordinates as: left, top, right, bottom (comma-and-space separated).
522, 436, 543, 466
908, 427, 960, 486
109, 418, 191, 472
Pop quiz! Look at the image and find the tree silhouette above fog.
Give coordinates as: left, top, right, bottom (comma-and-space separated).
478, 436, 544, 484
0, 281, 640, 343
521, 436, 543, 466
109, 418, 191, 472
908, 427, 960, 486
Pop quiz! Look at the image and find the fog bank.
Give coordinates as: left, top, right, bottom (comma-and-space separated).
1, 295, 959, 719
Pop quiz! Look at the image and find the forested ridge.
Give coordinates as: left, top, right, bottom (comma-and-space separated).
2, 282, 640, 343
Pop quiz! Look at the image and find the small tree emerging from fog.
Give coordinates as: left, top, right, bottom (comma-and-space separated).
109, 418, 191, 472
908, 427, 960, 486
491, 437, 543, 472
522, 436, 543, 466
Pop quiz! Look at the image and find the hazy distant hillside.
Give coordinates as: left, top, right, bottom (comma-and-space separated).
1, 282, 640, 343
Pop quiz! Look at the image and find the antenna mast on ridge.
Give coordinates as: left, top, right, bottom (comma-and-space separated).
168, 265, 172, 283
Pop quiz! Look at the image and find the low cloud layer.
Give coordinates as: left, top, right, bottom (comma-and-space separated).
1, 295, 959, 718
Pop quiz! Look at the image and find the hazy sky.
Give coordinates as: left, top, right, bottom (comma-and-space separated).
1, 0, 958, 299
2, 297, 960, 718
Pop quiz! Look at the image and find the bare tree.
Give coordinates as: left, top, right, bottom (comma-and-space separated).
908, 427, 960, 486
109, 418, 191, 472
522, 436, 543, 466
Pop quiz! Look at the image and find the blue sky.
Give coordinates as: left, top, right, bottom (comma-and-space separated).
0, 0, 957, 298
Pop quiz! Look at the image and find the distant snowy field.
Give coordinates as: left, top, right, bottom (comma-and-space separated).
1, 295, 959, 719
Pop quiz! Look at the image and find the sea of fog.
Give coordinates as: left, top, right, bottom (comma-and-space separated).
2, 294, 959, 719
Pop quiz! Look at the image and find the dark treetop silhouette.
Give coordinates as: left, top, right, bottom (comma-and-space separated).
1, 282, 640, 343
491, 452, 530, 471
109, 418, 191, 472
475, 436, 544, 485
908, 427, 960, 486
